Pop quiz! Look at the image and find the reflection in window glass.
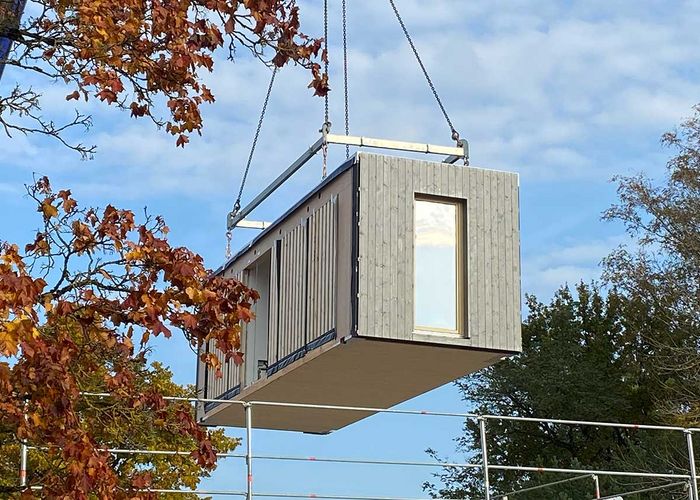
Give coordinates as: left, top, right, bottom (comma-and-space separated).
415, 199, 458, 332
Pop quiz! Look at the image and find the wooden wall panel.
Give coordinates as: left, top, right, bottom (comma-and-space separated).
277, 223, 307, 361
306, 197, 338, 342
357, 153, 521, 353
196, 168, 353, 410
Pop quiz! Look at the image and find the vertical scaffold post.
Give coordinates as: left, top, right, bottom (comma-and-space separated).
592, 474, 600, 498
686, 430, 698, 500
19, 439, 27, 488
245, 403, 253, 500
20, 400, 28, 489
479, 417, 491, 500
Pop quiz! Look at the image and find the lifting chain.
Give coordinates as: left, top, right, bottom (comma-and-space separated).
322, 0, 331, 177
322, 142, 329, 179
387, 0, 461, 144
233, 66, 278, 214
342, 0, 350, 159
226, 66, 278, 258
323, 0, 329, 126
225, 230, 232, 259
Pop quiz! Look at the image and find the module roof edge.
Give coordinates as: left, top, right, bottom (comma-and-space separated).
357, 151, 518, 176
215, 154, 358, 274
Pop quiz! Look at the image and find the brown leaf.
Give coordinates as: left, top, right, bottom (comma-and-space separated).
40, 199, 59, 219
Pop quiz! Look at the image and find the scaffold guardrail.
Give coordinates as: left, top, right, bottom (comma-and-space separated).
13, 393, 700, 500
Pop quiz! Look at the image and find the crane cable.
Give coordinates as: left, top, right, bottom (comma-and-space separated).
322, 0, 351, 175
226, 0, 347, 255
342, 0, 350, 159
387, 0, 461, 143
322, 0, 330, 178
226, 66, 279, 258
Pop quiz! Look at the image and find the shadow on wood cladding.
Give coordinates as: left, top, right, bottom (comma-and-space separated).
197, 152, 522, 433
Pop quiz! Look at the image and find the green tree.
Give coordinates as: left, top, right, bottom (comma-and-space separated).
425, 284, 689, 499
426, 106, 700, 500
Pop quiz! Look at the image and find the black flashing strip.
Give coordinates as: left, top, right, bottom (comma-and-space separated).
266, 329, 337, 377
304, 218, 310, 348
275, 239, 282, 366
203, 341, 210, 399
200, 329, 338, 416
204, 384, 241, 413
267, 344, 307, 378
350, 158, 360, 336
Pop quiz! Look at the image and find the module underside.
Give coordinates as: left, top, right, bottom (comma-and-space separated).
200, 336, 508, 433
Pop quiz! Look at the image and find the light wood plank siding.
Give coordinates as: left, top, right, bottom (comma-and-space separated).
204, 340, 242, 399
357, 153, 521, 353
277, 222, 307, 361
267, 197, 339, 362
306, 197, 338, 341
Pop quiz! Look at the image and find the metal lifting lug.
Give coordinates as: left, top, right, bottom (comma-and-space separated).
458, 138, 470, 166
227, 201, 241, 231
320, 121, 332, 142
226, 211, 236, 232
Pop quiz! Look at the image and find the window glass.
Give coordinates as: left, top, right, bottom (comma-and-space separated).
415, 199, 458, 332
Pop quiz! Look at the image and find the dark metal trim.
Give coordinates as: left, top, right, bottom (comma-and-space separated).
266, 328, 337, 377
203, 384, 241, 413
350, 156, 360, 336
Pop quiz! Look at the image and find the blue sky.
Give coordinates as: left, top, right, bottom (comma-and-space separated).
1, 0, 700, 497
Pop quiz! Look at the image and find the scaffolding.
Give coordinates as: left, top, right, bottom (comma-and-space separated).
15, 394, 700, 499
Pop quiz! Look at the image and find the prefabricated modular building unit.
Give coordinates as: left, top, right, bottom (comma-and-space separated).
196, 152, 522, 433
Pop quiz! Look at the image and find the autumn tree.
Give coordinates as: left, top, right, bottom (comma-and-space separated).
0, 177, 259, 498
0, 0, 328, 156
604, 104, 700, 427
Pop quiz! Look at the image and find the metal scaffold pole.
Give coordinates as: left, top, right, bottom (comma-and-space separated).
479, 417, 491, 500
246, 403, 254, 500
19, 400, 28, 489
19, 439, 27, 488
686, 430, 698, 500
592, 474, 600, 498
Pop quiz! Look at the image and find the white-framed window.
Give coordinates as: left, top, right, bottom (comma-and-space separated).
414, 197, 464, 334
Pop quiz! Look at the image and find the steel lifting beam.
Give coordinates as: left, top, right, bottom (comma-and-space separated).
227, 132, 469, 231
228, 137, 325, 230
237, 220, 272, 230
324, 133, 466, 158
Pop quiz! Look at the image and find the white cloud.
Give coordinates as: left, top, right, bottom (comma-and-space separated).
522, 235, 629, 299
2, 0, 699, 193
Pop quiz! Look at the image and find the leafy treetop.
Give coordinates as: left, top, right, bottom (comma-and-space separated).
0, 0, 328, 156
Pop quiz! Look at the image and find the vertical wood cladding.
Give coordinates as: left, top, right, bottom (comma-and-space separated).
357, 153, 521, 352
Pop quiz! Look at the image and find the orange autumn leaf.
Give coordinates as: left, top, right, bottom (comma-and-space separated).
4, 0, 327, 151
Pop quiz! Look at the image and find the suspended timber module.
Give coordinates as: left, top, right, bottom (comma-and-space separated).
196, 152, 521, 433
